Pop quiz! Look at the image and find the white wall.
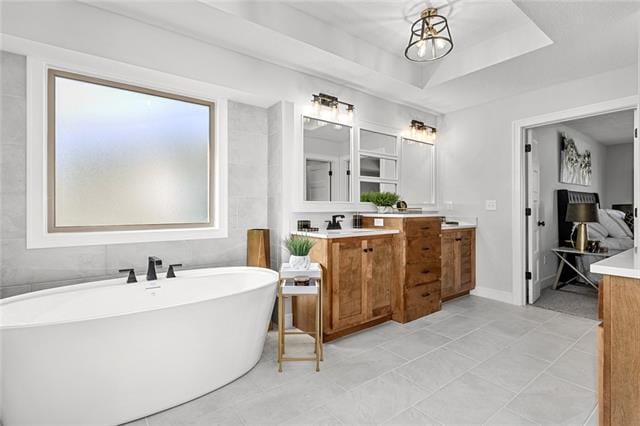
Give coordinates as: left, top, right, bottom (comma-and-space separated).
532, 124, 608, 286
603, 143, 634, 208
0, 51, 270, 297
0, 2, 436, 296
0, 2, 436, 130
438, 65, 637, 299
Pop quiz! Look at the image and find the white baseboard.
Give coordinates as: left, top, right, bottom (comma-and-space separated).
470, 286, 516, 305
539, 274, 556, 289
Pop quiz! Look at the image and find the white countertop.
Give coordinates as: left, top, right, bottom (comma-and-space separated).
361, 213, 442, 218
292, 229, 399, 239
591, 248, 640, 279
442, 223, 477, 230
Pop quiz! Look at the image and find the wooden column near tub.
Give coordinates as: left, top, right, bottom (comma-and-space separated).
598, 274, 640, 425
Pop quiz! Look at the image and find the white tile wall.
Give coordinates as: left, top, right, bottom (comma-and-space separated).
0, 50, 271, 297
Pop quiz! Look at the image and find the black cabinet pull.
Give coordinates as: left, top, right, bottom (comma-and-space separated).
422, 270, 431, 274
421, 226, 430, 230
363, 248, 368, 252
421, 292, 431, 297
370, 248, 374, 252
455, 238, 462, 241
422, 247, 430, 251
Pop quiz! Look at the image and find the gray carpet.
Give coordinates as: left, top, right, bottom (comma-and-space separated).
533, 283, 598, 320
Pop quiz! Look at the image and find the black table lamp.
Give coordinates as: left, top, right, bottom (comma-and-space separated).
566, 203, 599, 251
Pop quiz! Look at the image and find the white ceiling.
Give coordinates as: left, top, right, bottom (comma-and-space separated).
83, 0, 639, 113
562, 110, 635, 146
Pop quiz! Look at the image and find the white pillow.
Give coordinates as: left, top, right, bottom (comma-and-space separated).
605, 209, 626, 220
587, 222, 608, 240
599, 209, 633, 239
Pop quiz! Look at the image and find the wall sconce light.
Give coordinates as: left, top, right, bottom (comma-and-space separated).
310, 93, 354, 121
409, 120, 437, 142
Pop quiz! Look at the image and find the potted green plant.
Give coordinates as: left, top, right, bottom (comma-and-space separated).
360, 191, 401, 213
283, 235, 315, 270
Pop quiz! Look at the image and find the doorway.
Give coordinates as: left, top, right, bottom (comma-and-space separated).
512, 96, 639, 311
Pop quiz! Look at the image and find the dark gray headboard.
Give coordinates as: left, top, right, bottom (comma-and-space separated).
557, 190, 600, 246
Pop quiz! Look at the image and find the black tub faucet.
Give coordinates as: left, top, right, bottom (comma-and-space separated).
326, 215, 345, 230
147, 256, 162, 281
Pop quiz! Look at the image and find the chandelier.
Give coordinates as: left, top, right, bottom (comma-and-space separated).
405, 8, 453, 62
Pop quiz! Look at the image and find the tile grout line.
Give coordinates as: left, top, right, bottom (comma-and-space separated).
480, 324, 597, 425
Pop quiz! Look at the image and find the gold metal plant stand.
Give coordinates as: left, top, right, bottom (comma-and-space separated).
277, 263, 323, 372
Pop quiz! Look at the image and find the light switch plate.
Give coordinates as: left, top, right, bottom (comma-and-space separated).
485, 200, 497, 211
374, 218, 384, 227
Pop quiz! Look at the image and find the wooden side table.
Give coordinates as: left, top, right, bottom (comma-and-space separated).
278, 263, 323, 372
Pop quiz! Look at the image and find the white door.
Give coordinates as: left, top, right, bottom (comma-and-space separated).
306, 159, 331, 201
527, 136, 542, 304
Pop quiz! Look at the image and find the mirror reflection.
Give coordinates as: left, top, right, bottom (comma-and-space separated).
400, 138, 435, 205
303, 117, 352, 202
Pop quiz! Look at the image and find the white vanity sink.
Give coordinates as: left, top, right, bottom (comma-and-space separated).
292, 228, 399, 239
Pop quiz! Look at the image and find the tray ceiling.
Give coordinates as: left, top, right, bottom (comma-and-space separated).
83, 0, 639, 113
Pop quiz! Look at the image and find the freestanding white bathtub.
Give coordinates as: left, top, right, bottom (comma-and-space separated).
0, 266, 278, 425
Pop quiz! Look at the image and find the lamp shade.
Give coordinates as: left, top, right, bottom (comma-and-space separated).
566, 203, 598, 223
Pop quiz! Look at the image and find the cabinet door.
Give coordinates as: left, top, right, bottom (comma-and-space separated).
331, 239, 366, 330
366, 237, 393, 318
457, 230, 475, 292
441, 231, 457, 299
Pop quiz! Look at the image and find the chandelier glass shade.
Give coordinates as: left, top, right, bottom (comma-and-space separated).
405, 8, 453, 62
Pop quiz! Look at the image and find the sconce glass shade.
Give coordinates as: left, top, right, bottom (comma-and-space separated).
566, 203, 599, 223
405, 8, 453, 62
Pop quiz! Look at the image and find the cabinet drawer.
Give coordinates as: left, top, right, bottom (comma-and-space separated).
405, 219, 441, 237
406, 237, 441, 264
406, 261, 441, 287
405, 282, 441, 321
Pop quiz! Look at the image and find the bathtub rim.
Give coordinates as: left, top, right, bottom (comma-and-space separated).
0, 266, 278, 331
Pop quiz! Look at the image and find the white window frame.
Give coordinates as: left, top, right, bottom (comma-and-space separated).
26, 54, 229, 248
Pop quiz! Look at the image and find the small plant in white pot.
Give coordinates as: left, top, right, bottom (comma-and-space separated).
283, 235, 315, 270
361, 191, 401, 213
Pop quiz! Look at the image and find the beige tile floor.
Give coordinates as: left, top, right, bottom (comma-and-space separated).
130, 296, 599, 425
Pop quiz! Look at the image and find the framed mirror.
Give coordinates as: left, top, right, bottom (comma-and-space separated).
303, 117, 352, 202
400, 138, 436, 205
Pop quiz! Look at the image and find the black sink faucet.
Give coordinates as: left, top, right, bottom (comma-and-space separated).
147, 256, 162, 281
326, 214, 345, 230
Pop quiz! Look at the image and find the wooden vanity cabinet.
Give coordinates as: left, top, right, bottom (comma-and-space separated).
598, 274, 640, 425
441, 228, 476, 301
361, 216, 443, 323
293, 234, 394, 341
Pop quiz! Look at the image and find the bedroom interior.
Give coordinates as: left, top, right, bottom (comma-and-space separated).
527, 110, 635, 319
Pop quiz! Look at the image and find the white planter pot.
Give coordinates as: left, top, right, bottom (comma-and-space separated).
376, 206, 392, 214
289, 255, 310, 270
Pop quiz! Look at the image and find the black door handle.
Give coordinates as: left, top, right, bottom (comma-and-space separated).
537, 221, 546, 227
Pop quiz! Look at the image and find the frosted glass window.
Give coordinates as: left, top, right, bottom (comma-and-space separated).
400, 138, 435, 205
48, 70, 214, 232
360, 129, 396, 155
